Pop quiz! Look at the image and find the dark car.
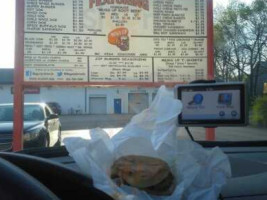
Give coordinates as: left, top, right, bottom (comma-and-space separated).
0, 103, 61, 150
47, 102, 62, 115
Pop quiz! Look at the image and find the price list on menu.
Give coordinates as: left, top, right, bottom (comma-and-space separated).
73, 0, 84, 33
24, 0, 208, 83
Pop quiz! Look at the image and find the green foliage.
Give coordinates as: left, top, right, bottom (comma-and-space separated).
252, 95, 267, 127
214, 24, 226, 47
214, 0, 267, 97
253, 0, 266, 12
239, 4, 252, 20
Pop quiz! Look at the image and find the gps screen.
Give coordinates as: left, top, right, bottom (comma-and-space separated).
176, 83, 246, 126
182, 90, 240, 120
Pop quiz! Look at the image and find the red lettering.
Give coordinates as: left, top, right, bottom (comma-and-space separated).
96, 0, 102, 6
143, 0, 149, 11
89, 0, 94, 8
89, 0, 149, 10
116, 0, 123, 4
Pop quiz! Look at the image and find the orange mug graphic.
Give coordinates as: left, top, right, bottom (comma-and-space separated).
108, 28, 129, 51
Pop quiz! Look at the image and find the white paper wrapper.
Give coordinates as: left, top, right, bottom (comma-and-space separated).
64, 86, 231, 200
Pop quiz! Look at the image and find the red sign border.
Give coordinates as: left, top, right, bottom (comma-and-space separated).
13, 0, 214, 151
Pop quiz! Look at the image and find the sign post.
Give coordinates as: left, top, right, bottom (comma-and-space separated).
13, 0, 25, 151
14, 0, 214, 151
206, 0, 215, 141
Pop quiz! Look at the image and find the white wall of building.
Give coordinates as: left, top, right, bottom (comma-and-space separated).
0, 84, 160, 115
85, 87, 158, 114
30, 87, 85, 115
0, 85, 86, 115
0, 85, 13, 103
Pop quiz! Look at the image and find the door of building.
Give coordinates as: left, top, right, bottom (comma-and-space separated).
114, 99, 122, 114
89, 97, 107, 114
128, 93, 149, 114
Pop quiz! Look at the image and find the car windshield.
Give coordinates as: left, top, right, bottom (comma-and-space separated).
0, 0, 266, 152
0, 105, 44, 122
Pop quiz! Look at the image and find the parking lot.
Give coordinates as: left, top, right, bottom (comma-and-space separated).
60, 114, 267, 142
60, 114, 133, 131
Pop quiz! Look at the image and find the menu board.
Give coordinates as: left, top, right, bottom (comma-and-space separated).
24, 0, 208, 83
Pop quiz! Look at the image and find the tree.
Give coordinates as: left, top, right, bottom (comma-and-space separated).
214, 0, 267, 99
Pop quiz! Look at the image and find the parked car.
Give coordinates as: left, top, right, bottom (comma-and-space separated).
0, 103, 61, 150
47, 102, 62, 115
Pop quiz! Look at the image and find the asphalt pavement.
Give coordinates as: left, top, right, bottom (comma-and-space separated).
60, 114, 133, 130
60, 114, 267, 142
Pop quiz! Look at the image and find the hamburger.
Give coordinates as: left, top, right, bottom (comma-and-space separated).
110, 155, 176, 196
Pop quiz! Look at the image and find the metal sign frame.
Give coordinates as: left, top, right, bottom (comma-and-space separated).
13, 0, 214, 151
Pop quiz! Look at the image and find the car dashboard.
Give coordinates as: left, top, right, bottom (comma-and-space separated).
1, 142, 267, 200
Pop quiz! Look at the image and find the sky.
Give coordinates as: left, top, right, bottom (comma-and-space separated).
0, 0, 253, 69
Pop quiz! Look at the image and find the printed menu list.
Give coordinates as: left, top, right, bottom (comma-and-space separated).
24, 0, 208, 83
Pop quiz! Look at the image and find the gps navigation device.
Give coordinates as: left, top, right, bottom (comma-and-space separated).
176, 83, 246, 127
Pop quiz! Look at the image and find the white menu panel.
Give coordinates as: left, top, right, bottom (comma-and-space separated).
24, 0, 208, 82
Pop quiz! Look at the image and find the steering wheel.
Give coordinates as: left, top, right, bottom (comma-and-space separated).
0, 157, 58, 199
0, 152, 114, 200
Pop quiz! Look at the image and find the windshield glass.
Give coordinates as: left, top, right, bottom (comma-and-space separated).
0, 0, 266, 152
0, 106, 13, 122
0, 105, 44, 122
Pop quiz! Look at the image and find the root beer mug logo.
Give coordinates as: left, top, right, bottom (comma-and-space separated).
108, 28, 130, 51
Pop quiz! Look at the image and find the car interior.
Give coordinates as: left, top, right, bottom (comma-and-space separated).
0, 0, 266, 199
1, 81, 267, 199
1, 140, 267, 199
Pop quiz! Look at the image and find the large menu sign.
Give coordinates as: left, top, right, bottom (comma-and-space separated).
24, 0, 209, 83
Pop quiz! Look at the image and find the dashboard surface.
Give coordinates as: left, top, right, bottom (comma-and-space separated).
10, 144, 267, 200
